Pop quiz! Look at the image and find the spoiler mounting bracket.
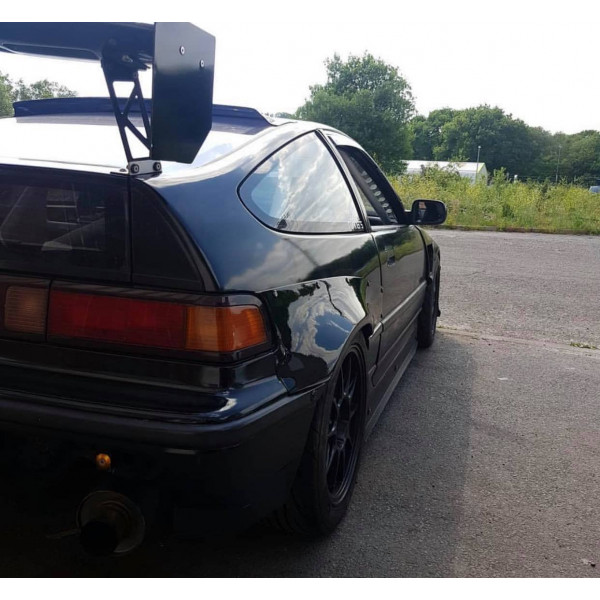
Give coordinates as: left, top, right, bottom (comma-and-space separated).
101, 56, 161, 174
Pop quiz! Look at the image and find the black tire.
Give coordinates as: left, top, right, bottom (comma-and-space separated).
417, 267, 440, 348
271, 341, 367, 536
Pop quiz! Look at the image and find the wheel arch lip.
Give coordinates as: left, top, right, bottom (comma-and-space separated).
432, 238, 442, 270
415, 227, 441, 280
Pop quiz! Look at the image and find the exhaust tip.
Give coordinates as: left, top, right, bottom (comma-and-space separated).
77, 491, 145, 556
80, 520, 120, 557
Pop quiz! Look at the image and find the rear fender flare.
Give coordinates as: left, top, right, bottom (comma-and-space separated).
261, 277, 375, 394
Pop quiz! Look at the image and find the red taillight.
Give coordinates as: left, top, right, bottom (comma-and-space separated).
46, 289, 268, 354
48, 291, 186, 349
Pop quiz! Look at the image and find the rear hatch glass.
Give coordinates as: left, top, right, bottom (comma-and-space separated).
0, 167, 129, 281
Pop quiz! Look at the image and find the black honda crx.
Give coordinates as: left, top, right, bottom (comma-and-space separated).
0, 22, 446, 555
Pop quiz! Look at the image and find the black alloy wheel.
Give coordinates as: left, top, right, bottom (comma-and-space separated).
271, 342, 367, 536
326, 349, 363, 505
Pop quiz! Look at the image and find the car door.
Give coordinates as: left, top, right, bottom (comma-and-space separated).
326, 133, 426, 387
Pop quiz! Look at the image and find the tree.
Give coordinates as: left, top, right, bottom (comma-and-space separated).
556, 131, 600, 184
13, 78, 76, 102
0, 72, 13, 117
296, 53, 415, 173
410, 108, 457, 160
409, 105, 548, 178
0, 71, 76, 117
435, 106, 540, 176
522, 126, 555, 181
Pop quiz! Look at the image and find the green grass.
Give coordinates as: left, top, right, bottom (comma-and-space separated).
570, 342, 598, 350
392, 169, 600, 234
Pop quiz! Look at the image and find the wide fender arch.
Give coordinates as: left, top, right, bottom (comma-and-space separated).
261, 276, 377, 394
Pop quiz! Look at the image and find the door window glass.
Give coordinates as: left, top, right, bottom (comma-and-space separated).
338, 149, 399, 226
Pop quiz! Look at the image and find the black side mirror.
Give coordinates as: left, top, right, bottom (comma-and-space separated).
409, 199, 447, 225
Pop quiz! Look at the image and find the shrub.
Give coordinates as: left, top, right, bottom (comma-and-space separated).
393, 172, 600, 234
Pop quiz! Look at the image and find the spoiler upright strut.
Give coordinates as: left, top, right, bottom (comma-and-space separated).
0, 22, 216, 173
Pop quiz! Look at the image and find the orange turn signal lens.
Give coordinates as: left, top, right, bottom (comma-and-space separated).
4, 286, 48, 334
185, 305, 267, 353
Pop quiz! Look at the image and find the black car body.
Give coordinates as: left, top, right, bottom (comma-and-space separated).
0, 22, 445, 552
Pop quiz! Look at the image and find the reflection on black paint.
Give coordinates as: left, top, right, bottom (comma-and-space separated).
264, 277, 370, 391
267, 283, 318, 352
315, 313, 353, 351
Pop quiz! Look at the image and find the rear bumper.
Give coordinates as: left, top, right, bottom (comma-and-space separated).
0, 382, 316, 451
0, 380, 325, 525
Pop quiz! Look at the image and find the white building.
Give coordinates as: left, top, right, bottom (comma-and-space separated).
404, 160, 488, 183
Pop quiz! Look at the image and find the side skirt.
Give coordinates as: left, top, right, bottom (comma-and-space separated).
364, 324, 418, 440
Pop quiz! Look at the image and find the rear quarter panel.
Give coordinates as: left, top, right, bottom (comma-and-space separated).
149, 130, 383, 394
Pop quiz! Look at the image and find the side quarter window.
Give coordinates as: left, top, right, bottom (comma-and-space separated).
239, 133, 364, 234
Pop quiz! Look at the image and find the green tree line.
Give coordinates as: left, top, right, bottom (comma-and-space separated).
0, 70, 76, 117
410, 107, 600, 185
294, 53, 600, 185
1, 59, 598, 186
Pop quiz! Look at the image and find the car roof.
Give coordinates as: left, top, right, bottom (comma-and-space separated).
0, 98, 318, 176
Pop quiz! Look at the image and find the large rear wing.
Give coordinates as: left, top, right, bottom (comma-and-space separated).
0, 22, 215, 172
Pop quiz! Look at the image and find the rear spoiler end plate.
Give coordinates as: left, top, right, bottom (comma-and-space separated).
0, 22, 215, 168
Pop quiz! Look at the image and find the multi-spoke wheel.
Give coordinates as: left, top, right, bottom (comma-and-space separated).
271, 341, 366, 535
326, 351, 362, 505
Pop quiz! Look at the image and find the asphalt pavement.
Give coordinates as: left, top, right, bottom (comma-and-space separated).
0, 230, 599, 577
434, 229, 600, 347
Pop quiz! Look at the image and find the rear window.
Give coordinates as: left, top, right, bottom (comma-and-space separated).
0, 115, 268, 171
0, 169, 128, 279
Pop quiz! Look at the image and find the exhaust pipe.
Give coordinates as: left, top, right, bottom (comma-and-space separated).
77, 490, 145, 556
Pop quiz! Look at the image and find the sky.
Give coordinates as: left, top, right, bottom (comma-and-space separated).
1, 1, 599, 134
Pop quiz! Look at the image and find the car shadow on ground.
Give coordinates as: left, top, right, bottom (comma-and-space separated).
0, 332, 474, 577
